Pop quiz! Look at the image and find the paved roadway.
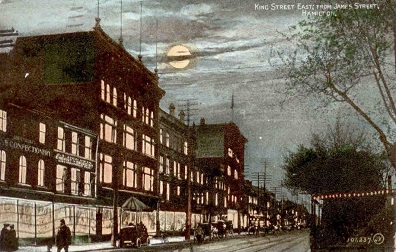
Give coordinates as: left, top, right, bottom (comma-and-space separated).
97, 230, 311, 252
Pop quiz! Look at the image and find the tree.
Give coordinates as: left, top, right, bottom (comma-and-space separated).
283, 123, 392, 247
280, 0, 396, 168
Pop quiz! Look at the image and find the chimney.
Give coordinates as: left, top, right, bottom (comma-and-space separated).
169, 103, 175, 117
200, 118, 205, 125
179, 110, 185, 123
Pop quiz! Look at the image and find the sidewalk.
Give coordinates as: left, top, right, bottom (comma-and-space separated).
17, 236, 188, 252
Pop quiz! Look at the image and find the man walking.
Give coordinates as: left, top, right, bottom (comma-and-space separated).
56, 219, 71, 252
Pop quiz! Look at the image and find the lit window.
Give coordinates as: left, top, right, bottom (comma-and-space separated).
101, 80, 105, 100
39, 123, 46, 144
0, 150, 6, 181
100, 114, 117, 143
234, 170, 238, 179
145, 108, 149, 125
165, 158, 170, 175
112, 87, 117, 107
159, 156, 164, 173
100, 153, 112, 183
166, 182, 170, 201
142, 134, 155, 157
165, 133, 170, 147
56, 165, 66, 192
184, 141, 188, 155
71, 168, 80, 195
133, 100, 137, 118
228, 148, 233, 157
57, 127, 65, 151
127, 96, 132, 115
177, 186, 181, 196
84, 136, 92, 159
159, 128, 163, 144
150, 111, 154, 127
18, 156, 27, 184
38, 159, 45, 186
184, 165, 188, 180
71, 132, 79, 155
123, 125, 136, 150
106, 84, 111, 103
0, 109, 6, 132
227, 166, 231, 176
143, 167, 154, 191
84, 171, 91, 196
123, 161, 136, 188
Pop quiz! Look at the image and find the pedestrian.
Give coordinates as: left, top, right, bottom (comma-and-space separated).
7, 224, 18, 251
0, 223, 10, 250
56, 219, 71, 252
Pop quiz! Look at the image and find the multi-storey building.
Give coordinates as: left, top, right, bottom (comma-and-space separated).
195, 119, 248, 230
0, 20, 164, 242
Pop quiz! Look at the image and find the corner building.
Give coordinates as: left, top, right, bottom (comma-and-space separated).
0, 21, 164, 242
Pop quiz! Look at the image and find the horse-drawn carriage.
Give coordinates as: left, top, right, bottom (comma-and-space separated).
194, 220, 234, 243
119, 223, 148, 248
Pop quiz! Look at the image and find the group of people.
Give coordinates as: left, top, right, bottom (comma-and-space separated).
0, 224, 18, 251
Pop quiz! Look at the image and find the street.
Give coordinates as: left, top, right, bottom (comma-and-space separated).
94, 230, 311, 252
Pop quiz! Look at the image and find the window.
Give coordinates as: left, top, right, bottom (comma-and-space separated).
84, 171, 91, 196
228, 148, 233, 157
165, 133, 170, 147
177, 186, 181, 196
123, 125, 136, 150
160, 181, 170, 201
159, 128, 163, 144
227, 166, 231, 176
150, 111, 154, 127
112, 87, 117, 107
38, 159, 45, 186
174, 161, 181, 179
57, 127, 65, 151
159, 156, 164, 173
165, 158, 170, 175
71, 168, 80, 195
100, 153, 112, 183
39, 123, 46, 144
183, 141, 188, 155
19, 156, 27, 184
106, 84, 111, 103
142, 167, 154, 191
56, 165, 66, 192
123, 161, 137, 188
0, 109, 6, 132
0, 150, 5, 181
133, 99, 137, 117
100, 114, 117, 143
234, 170, 238, 179
84, 136, 92, 159
71, 131, 79, 155
142, 134, 155, 157
126, 96, 132, 115
101, 80, 105, 100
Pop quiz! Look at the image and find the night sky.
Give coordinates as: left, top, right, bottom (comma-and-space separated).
1, 0, 370, 204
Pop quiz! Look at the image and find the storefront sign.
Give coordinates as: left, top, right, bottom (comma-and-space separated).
55, 153, 94, 170
2, 138, 51, 157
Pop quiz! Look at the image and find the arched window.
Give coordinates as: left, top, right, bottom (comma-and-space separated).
38, 159, 45, 186
19, 156, 27, 184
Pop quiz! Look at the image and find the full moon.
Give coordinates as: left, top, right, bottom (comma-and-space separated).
167, 45, 191, 69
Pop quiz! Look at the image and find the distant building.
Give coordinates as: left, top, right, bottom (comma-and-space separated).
195, 119, 248, 229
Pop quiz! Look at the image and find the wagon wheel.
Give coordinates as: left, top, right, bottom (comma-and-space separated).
136, 238, 141, 248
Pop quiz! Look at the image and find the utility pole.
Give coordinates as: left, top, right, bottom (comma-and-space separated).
178, 99, 198, 126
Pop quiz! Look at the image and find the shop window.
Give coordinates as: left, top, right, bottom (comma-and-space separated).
56, 165, 66, 192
